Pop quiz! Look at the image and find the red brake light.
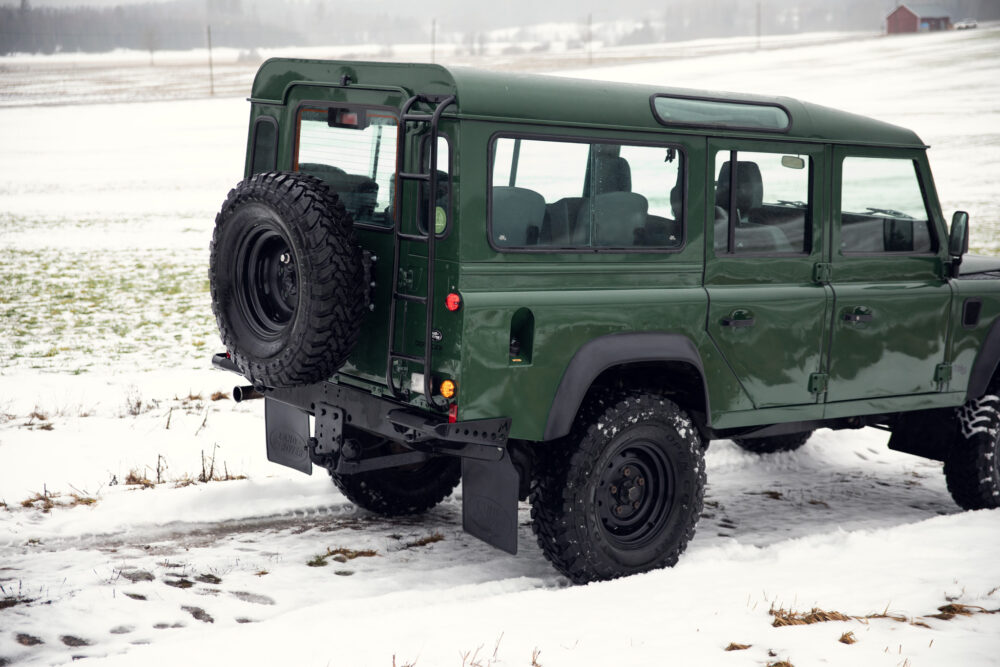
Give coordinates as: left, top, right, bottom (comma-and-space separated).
445, 293, 462, 312
448, 403, 458, 424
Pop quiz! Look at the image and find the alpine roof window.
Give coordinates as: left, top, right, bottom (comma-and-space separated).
652, 95, 790, 132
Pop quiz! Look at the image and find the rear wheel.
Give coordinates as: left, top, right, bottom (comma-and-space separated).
531, 393, 705, 584
732, 430, 813, 454
327, 430, 461, 516
945, 394, 1000, 510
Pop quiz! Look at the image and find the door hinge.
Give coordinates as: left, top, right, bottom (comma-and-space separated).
813, 262, 832, 284
808, 372, 828, 395
934, 363, 952, 388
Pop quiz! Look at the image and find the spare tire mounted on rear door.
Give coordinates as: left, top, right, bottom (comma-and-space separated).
210, 171, 367, 388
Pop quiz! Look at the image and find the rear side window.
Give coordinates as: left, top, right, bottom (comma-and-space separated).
713, 150, 811, 255
250, 117, 278, 174
839, 157, 933, 254
295, 106, 398, 227
490, 136, 684, 250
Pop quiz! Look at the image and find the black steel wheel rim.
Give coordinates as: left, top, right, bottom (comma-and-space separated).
596, 438, 677, 549
234, 224, 297, 341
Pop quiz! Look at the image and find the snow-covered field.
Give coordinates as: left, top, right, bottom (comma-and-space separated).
2, 26, 1000, 667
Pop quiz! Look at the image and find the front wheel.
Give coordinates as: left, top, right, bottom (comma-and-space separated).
531, 393, 706, 584
945, 394, 1000, 510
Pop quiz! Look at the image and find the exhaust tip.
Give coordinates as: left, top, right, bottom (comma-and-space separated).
233, 385, 263, 402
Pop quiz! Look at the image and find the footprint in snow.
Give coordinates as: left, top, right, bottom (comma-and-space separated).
230, 591, 275, 605
181, 606, 214, 624
60, 635, 90, 647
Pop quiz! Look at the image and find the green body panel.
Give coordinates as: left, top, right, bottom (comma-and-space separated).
240, 59, 999, 443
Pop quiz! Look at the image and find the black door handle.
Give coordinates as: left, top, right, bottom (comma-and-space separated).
721, 316, 755, 328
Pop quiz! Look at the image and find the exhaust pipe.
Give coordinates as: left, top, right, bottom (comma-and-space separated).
233, 385, 264, 402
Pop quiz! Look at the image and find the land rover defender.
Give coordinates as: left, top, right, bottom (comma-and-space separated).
210, 60, 1000, 583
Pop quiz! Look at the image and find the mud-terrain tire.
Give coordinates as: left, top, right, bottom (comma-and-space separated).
327, 429, 461, 516
210, 171, 365, 388
945, 394, 1000, 510
732, 430, 814, 454
530, 392, 706, 584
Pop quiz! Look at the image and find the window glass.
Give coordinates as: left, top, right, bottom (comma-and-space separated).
840, 157, 933, 253
490, 137, 683, 250
296, 107, 397, 227
418, 135, 451, 236
713, 150, 810, 254
251, 118, 277, 174
653, 96, 789, 131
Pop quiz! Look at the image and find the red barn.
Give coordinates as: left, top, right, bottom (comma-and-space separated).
887, 4, 952, 33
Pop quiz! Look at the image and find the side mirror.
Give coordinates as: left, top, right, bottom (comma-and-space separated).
948, 211, 970, 277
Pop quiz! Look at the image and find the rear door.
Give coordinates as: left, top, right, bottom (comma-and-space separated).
286, 86, 404, 386
825, 148, 951, 402
704, 139, 831, 409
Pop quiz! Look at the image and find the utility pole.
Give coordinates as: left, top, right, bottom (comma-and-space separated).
207, 25, 215, 96
431, 18, 436, 63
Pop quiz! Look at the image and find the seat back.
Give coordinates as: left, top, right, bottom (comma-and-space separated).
576, 191, 649, 247
492, 186, 546, 246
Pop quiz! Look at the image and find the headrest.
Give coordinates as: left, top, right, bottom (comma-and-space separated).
593, 156, 632, 194
716, 161, 763, 212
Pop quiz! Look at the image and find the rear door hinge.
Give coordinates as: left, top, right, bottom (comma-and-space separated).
813, 262, 832, 284
808, 372, 828, 395
934, 363, 952, 389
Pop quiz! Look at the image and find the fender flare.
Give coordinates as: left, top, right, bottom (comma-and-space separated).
967, 316, 1000, 400
542, 332, 710, 441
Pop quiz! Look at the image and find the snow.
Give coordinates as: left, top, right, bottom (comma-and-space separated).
2, 25, 1000, 667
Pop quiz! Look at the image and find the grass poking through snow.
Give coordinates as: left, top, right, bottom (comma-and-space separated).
307, 547, 379, 567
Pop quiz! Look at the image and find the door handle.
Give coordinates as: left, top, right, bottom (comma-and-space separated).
842, 308, 874, 323
721, 310, 755, 328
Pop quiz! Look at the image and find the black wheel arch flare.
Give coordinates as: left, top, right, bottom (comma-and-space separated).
542, 332, 711, 441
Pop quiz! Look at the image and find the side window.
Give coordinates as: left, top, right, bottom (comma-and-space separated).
839, 157, 933, 254
713, 150, 810, 254
490, 137, 684, 250
418, 135, 451, 236
295, 107, 398, 227
250, 117, 277, 174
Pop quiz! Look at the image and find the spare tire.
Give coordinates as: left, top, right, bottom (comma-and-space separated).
210, 172, 366, 388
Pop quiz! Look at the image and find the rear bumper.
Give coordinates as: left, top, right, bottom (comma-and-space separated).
212, 352, 520, 554
211, 352, 511, 449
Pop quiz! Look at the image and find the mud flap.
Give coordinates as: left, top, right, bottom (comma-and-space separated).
265, 398, 312, 475
462, 453, 519, 555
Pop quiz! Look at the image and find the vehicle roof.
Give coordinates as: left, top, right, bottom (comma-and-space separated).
251, 59, 925, 148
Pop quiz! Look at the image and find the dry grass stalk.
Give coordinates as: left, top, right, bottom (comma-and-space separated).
838, 631, 857, 645
530, 648, 542, 667
770, 606, 852, 627
928, 603, 998, 620
725, 642, 751, 651
308, 546, 378, 567
124, 469, 154, 489
69, 494, 97, 507
210, 391, 229, 401
20, 491, 57, 513
767, 662, 795, 667
405, 532, 445, 548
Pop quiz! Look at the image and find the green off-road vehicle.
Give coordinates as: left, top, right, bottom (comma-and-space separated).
210, 60, 1000, 583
